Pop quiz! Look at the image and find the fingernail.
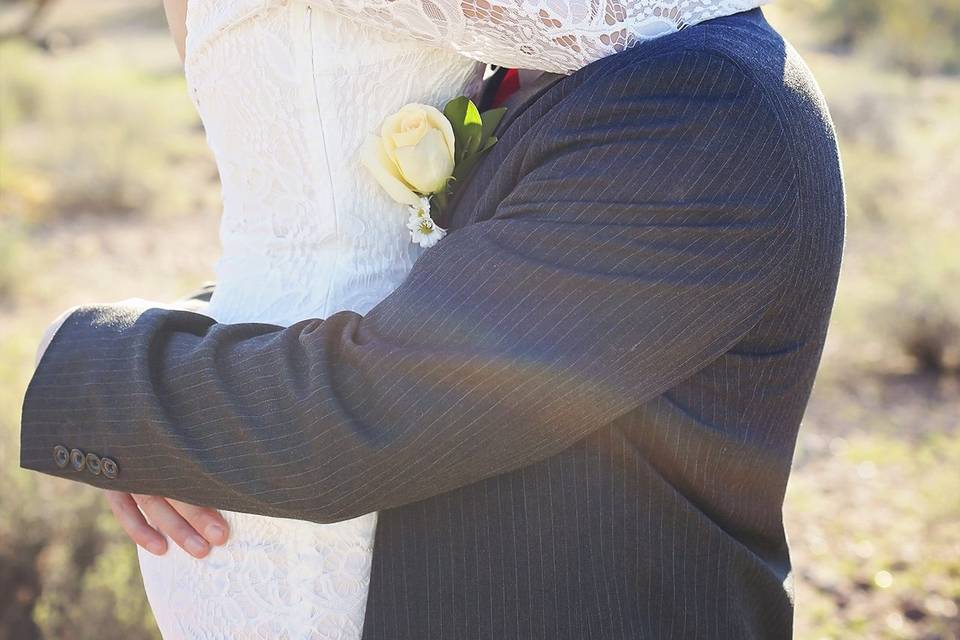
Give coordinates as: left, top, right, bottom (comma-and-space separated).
204, 524, 226, 544
147, 541, 166, 556
185, 534, 209, 556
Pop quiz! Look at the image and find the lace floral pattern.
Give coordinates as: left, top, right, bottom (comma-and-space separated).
139, 0, 765, 637
140, 511, 378, 639
185, 0, 769, 74
312, 0, 770, 73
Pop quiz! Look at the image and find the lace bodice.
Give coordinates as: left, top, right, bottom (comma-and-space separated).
138, 1, 766, 637
183, 1, 486, 326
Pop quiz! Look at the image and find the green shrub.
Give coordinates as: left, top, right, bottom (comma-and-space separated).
871, 233, 960, 375
894, 301, 960, 374
0, 220, 25, 302
795, 0, 960, 75
0, 41, 206, 222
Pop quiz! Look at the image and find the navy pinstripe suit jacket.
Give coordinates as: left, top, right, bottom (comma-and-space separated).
21, 9, 844, 638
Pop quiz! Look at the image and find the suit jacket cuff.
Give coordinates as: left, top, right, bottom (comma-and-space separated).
19, 303, 214, 494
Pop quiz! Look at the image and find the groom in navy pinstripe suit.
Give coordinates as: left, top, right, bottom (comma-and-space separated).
21, 9, 844, 639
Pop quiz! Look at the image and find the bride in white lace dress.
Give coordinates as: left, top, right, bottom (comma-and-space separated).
141, 0, 766, 637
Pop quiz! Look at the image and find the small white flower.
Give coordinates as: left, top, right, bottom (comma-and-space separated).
408, 215, 447, 248
403, 196, 445, 247
406, 196, 432, 225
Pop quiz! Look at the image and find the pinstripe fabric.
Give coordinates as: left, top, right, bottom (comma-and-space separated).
20, 9, 844, 639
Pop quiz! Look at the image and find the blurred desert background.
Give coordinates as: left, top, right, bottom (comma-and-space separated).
1, 1, 958, 638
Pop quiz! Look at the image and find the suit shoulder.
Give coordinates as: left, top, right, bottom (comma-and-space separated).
580, 9, 815, 127
572, 13, 788, 114
699, 11, 834, 130
567, 23, 796, 150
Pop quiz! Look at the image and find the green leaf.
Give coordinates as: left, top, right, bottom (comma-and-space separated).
450, 136, 499, 182
462, 101, 484, 156
480, 107, 506, 142
443, 96, 483, 162
451, 152, 483, 182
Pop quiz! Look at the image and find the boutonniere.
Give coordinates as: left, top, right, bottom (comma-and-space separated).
361, 97, 505, 248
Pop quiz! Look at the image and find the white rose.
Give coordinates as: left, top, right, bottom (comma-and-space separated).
360, 103, 456, 206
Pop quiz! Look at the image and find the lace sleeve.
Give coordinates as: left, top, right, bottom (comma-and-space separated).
308, 0, 767, 73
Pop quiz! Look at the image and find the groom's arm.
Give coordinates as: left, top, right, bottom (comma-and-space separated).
21, 49, 801, 523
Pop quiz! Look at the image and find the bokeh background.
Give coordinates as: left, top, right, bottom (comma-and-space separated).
1, 1, 958, 638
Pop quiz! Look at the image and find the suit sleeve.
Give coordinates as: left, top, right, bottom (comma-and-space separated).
20, 50, 800, 523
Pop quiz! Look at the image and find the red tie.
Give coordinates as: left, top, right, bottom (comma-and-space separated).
490, 68, 521, 108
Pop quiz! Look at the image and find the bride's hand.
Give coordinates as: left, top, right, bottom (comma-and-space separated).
105, 491, 230, 558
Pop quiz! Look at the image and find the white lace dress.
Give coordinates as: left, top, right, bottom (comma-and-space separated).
137, 0, 767, 637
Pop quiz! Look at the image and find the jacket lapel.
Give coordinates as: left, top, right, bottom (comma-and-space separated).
445, 71, 566, 229
492, 71, 565, 134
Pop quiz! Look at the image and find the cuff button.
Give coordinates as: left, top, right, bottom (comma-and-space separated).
69, 448, 86, 472
101, 457, 119, 480
53, 445, 69, 469
86, 453, 102, 476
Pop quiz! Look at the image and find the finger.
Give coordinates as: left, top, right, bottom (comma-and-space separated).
132, 494, 211, 559
105, 491, 167, 556
167, 499, 230, 546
